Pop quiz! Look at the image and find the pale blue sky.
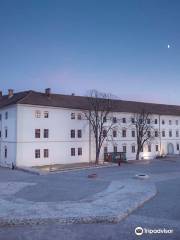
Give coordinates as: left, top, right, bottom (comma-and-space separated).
0, 0, 180, 104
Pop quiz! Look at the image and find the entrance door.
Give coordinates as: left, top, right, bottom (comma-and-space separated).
167, 143, 174, 154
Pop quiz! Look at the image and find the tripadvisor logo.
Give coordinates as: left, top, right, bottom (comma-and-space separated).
135, 227, 143, 236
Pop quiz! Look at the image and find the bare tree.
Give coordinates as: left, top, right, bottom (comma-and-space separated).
84, 90, 116, 164
131, 109, 156, 160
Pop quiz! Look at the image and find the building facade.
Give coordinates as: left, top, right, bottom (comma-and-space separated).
0, 89, 180, 167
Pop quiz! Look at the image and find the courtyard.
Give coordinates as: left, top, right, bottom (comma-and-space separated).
0, 158, 180, 239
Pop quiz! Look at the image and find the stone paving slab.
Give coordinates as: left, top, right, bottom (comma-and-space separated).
0, 179, 157, 226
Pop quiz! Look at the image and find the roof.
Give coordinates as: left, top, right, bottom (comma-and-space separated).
1, 90, 180, 116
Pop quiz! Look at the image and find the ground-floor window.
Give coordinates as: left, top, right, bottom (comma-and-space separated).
123, 145, 126, 153
177, 144, 179, 151
35, 149, 40, 158
71, 148, 75, 156
104, 147, 108, 153
132, 145, 135, 153
148, 144, 151, 152
78, 147, 82, 156
156, 145, 159, 152
4, 146, 7, 158
114, 146, 117, 152
44, 149, 49, 158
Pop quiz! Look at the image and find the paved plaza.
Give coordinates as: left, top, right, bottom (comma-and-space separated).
0, 158, 180, 239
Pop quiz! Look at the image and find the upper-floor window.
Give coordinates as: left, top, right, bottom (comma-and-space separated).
44, 129, 49, 138
155, 131, 158, 137
122, 118, 126, 123
132, 145, 135, 153
35, 129, 40, 138
177, 144, 180, 151
122, 129, 126, 137
71, 113, 75, 119
169, 120, 172, 125
147, 119, 150, 124
147, 131, 151, 137
77, 130, 82, 138
176, 120, 179, 125
154, 119, 158, 124
131, 118, 135, 124
169, 130, 172, 137
114, 146, 117, 153
71, 129, 75, 138
104, 146, 108, 153
35, 149, 40, 158
113, 130, 117, 138
44, 111, 49, 118
162, 120, 165, 125
103, 129, 107, 138
71, 148, 75, 156
5, 111, 8, 119
176, 130, 179, 138
139, 119, 143, 124
132, 130, 135, 137
44, 149, 49, 158
0, 130, 1, 138
77, 113, 82, 120
112, 117, 117, 123
35, 110, 41, 118
0, 114, 2, 121
103, 116, 107, 123
78, 147, 82, 156
162, 130, 165, 137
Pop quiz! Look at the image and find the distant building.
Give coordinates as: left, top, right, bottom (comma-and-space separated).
0, 88, 180, 168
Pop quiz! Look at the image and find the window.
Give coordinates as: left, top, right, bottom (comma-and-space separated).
176, 130, 179, 138
155, 131, 158, 137
148, 145, 151, 152
132, 145, 135, 153
5, 111, 8, 119
103, 117, 107, 123
123, 145, 126, 153
103, 130, 107, 137
132, 130, 135, 137
0, 131, 1, 138
176, 120, 179, 125
114, 146, 117, 152
113, 130, 117, 138
44, 111, 49, 118
162, 131, 165, 137
139, 119, 143, 124
177, 144, 179, 151
5, 128, 8, 138
147, 131, 151, 137
78, 147, 82, 156
71, 113, 75, 119
4, 146, 7, 158
104, 146, 108, 153
131, 118, 135, 124
35, 110, 41, 118
35, 149, 40, 158
0, 114, 2, 121
71, 130, 75, 138
140, 147, 143, 152
71, 148, 75, 156
169, 130, 172, 137
44, 149, 49, 158
122, 129, 126, 137
169, 120, 172, 125
155, 119, 158, 124
77, 113, 82, 120
113, 117, 117, 123
156, 145, 159, 152
35, 129, 40, 138
122, 118, 126, 123
77, 130, 82, 138
162, 120, 165, 125
44, 129, 49, 138
147, 119, 150, 124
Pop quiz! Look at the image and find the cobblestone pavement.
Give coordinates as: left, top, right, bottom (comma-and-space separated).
0, 158, 180, 239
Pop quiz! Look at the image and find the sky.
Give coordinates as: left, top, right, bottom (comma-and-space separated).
0, 0, 180, 104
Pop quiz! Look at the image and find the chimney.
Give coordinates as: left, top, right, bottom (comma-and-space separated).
45, 88, 51, 97
8, 89, 14, 98
0, 91, 2, 98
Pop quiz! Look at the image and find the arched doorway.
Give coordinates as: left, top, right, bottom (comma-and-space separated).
167, 143, 174, 154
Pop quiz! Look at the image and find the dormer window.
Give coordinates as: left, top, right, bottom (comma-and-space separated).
44, 111, 49, 118
71, 113, 75, 119
35, 110, 41, 118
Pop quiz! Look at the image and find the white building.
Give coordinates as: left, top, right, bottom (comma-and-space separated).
0, 88, 180, 168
